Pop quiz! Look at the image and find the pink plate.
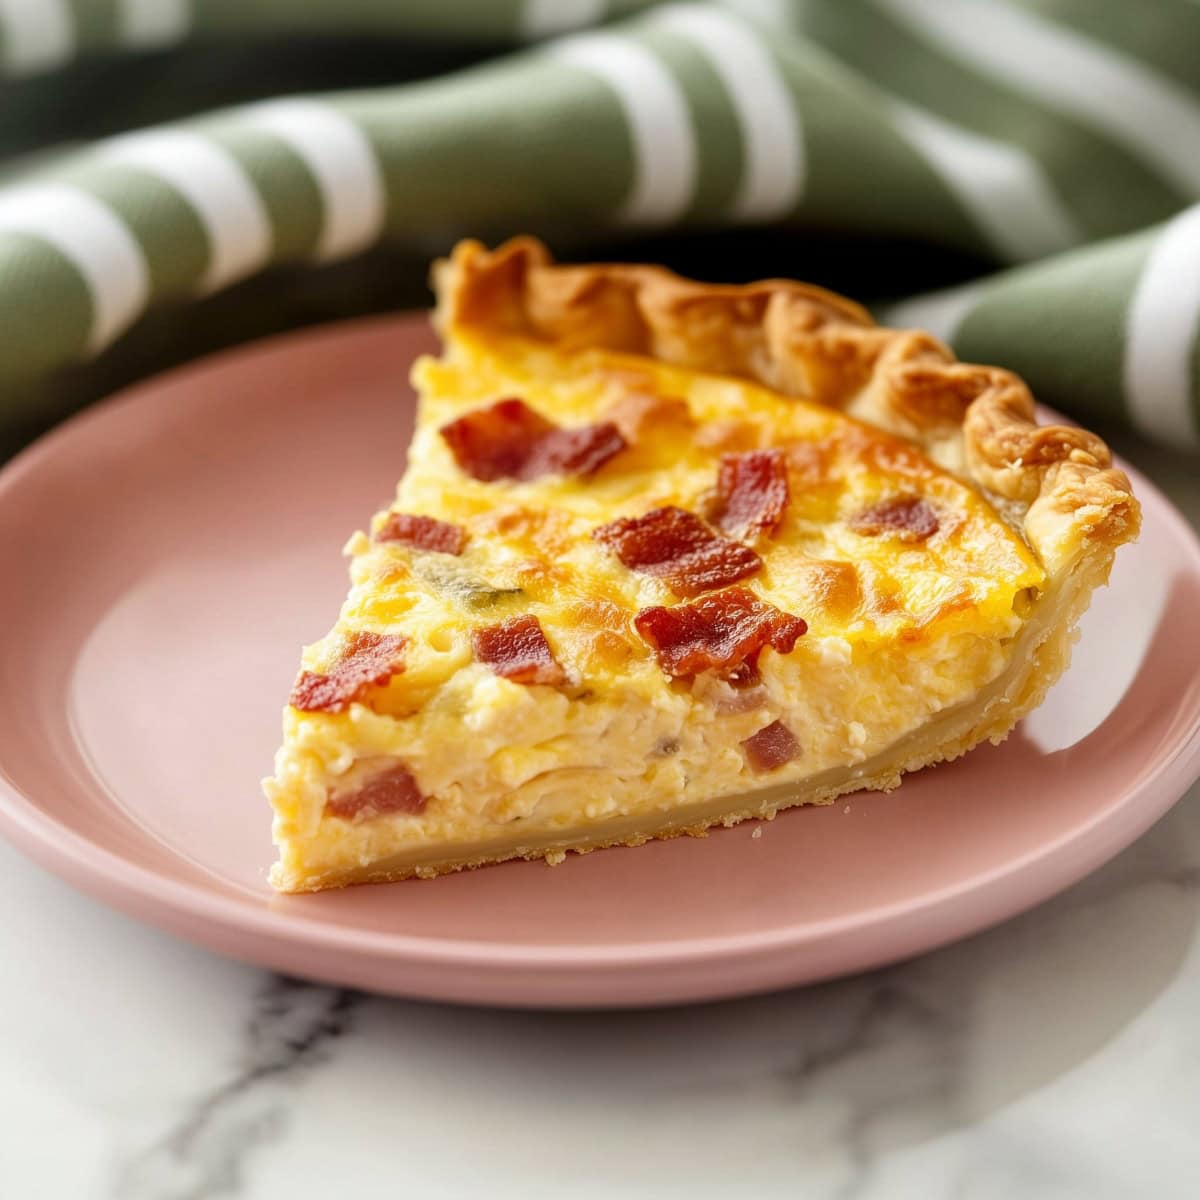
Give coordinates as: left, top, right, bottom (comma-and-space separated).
1, 314, 1199, 1009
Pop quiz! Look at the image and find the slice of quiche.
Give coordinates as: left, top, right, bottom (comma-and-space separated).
265, 237, 1138, 892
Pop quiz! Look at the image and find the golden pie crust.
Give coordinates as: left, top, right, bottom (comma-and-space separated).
438, 237, 1136, 578
264, 238, 1138, 892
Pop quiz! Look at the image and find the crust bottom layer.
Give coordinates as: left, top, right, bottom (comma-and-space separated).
271, 556, 1104, 893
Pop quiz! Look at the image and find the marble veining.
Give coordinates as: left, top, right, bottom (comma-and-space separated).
2, 785, 1198, 1199
2, 436, 1198, 1199
113, 981, 358, 1200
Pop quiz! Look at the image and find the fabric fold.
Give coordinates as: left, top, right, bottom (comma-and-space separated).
0, 0, 1197, 450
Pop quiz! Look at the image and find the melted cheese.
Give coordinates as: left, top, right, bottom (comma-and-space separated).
266, 330, 1044, 888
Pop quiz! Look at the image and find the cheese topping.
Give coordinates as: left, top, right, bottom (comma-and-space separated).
266, 328, 1044, 883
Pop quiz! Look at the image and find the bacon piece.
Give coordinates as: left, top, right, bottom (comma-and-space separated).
633, 586, 807, 677
326, 764, 426, 820
592, 506, 761, 598
742, 721, 802, 772
375, 512, 467, 555
849, 496, 939, 542
473, 614, 566, 686
712, 450, 789, 538
289, 632, 407, 713
440, 398, 625, 482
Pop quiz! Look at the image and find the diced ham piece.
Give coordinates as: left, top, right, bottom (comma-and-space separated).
473, 614, 566, 686
741, 721, 802, 772
712, 450, 790, 538
849, 496, 939, 542
633, 586, 807, 677
289, 631, 407, 713
325, 764, 426, 820
375, 512, 467, 555
592, 506, 761, 598
440, 397, 625, 482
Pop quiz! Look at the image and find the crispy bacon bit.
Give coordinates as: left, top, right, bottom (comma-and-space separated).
325, 764, 426, 820
633, 586, 807, 677
473, 614, 566, 686
375, 512, 467, 555
849, 496, 939, 542
440, 398, 625, 482
741, 721, 802, 772
712, 450, 790, 538
593, 506, 761, 598
289, 632, 408, 713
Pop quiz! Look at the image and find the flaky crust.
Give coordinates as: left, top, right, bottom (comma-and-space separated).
434, 237, 1139, 579
268, 237, 1144, 892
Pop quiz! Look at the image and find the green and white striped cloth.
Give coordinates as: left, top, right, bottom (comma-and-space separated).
2, 0, 1200, 450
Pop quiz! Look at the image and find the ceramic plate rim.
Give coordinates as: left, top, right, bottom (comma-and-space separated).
1, 315, 1199, 985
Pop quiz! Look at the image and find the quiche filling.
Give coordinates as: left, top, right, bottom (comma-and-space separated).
264, 239, 1137, 892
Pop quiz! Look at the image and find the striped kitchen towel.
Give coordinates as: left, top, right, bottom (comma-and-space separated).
1, 0, 1198, 450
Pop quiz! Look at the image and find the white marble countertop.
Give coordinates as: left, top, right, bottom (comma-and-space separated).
3, 435, 1198, 1200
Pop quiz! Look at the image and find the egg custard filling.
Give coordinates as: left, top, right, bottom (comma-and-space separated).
265, 238, 1139, 892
